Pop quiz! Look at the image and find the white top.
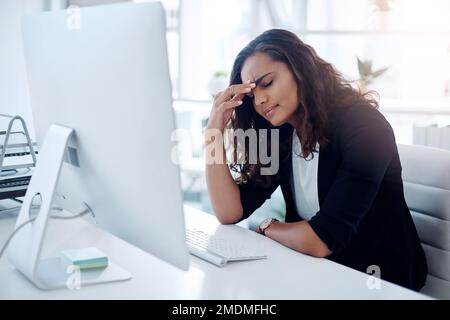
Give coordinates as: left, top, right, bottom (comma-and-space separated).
292, 130, 320, 220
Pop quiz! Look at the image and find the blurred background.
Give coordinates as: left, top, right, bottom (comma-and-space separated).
1, 0, 449, 228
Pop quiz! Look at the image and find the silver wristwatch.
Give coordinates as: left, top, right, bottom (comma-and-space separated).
259, 217, 278, 236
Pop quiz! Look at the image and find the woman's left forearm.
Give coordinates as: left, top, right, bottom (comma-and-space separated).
263, 221, 332, 258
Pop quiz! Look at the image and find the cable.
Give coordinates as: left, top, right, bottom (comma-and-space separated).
0, 206, 92, 261
0, 216, 36, 261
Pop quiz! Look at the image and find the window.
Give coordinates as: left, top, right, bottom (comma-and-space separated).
300, 0, 450, 109
153, 0, 450, 111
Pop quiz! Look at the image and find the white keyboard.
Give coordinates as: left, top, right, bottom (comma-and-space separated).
186, 228, 267, 267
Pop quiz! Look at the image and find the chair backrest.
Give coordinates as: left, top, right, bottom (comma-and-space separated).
397, 144, 450, 299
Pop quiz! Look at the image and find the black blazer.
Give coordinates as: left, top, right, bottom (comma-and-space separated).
238, 103, 428, 291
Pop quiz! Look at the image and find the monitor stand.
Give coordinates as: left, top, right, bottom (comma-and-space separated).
7, 124, 131, 290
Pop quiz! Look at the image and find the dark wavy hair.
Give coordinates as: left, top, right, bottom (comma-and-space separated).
228, 29, 379, 185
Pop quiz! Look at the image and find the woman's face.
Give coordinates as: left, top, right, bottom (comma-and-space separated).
240, 52, 299, 127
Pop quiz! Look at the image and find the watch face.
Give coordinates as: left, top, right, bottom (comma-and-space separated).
260, 218, 273, 230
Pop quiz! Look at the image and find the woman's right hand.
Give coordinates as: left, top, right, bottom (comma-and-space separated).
206, 81, 255, 133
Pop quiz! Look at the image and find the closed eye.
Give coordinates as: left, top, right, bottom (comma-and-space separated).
261, 80, 273, 88
246, 80, 273, 100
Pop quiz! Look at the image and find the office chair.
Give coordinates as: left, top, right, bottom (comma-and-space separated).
398, 144, 450, 299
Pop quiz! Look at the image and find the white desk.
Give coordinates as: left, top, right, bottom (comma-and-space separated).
0, 205, 431, 299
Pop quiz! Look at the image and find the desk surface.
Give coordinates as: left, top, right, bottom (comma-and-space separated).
0, 204, 431, 299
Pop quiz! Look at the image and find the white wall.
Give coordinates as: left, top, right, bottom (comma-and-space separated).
0, 1, 52, 137
69, 0, 129, 6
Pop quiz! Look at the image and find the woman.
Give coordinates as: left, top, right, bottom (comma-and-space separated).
205, 29, 427, 291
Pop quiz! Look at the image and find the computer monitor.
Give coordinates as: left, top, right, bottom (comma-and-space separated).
8, 2, 190, 289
